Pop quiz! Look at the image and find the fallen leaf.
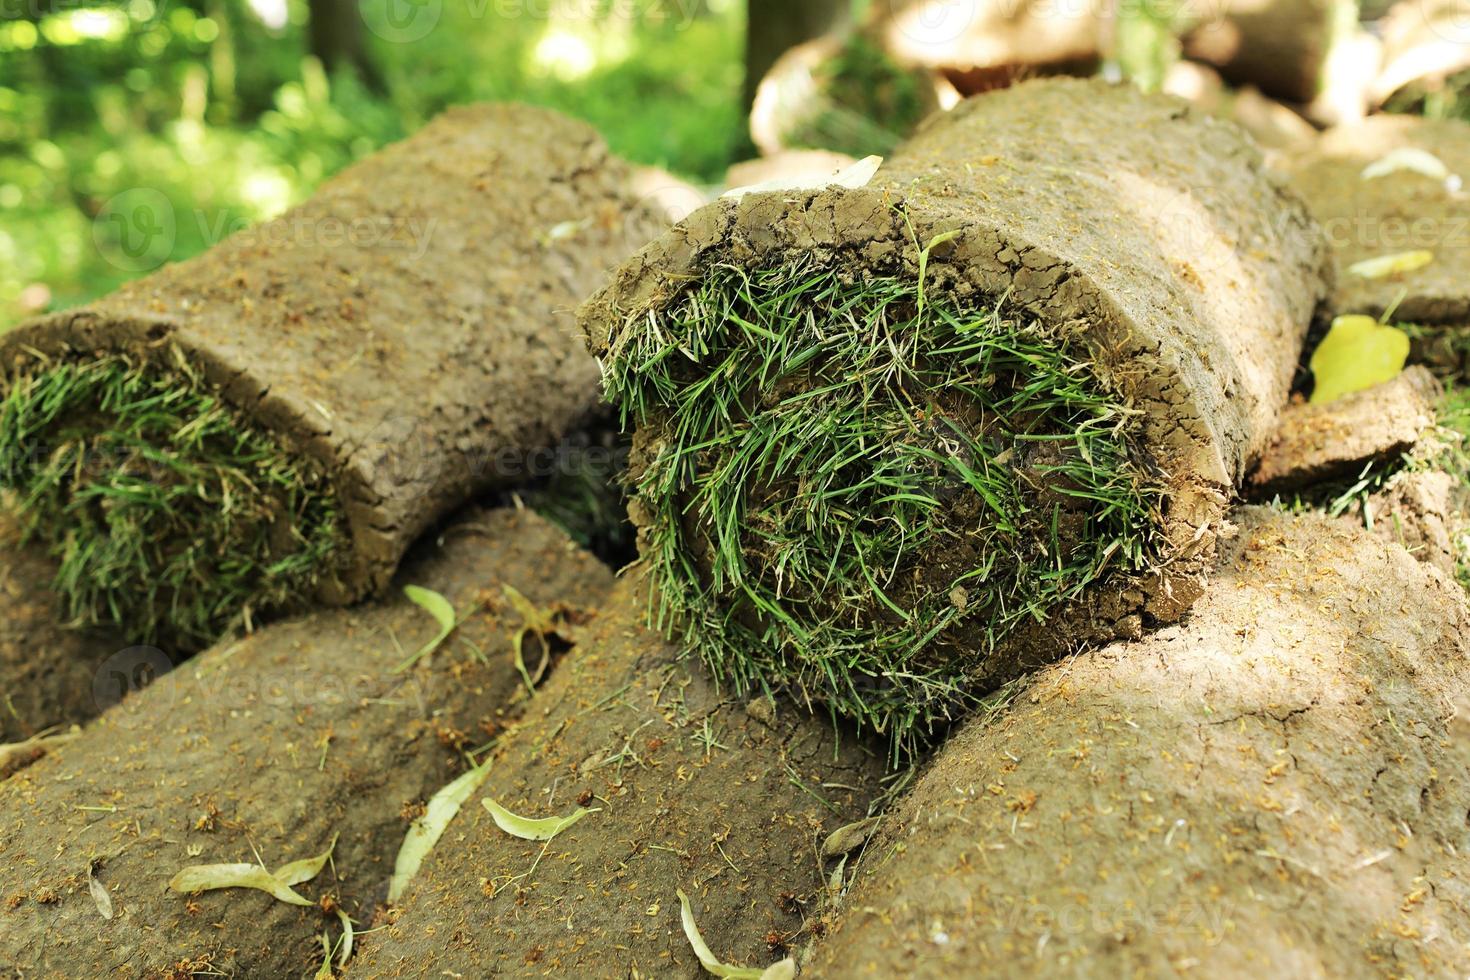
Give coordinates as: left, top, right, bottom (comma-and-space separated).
677, 888, 791, 978
0, 726, 80, 772
168, 863, 315, 907
87, 869, 113, 921
1309, 314, 1410, 404
504, 584, 557, 694
482, 798, 599, 841
722, 155, 883, 199
336, 908, 354, 967
169, 836, 338, 907
1361, 147, 1453, 182
275, 832, 339, 886
389, 762, 492, 903
393, 585, 459, 673
1346, 250, 1434, 279
821, 816, 880, 858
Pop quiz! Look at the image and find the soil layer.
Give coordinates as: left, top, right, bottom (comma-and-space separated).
0, 510, 127, 744
0, 509, 612, 978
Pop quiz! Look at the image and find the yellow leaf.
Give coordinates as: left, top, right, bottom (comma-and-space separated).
1346, 250, 1434, 279
1309, 315, 1409, 404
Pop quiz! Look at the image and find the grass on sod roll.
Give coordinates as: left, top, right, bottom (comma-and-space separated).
605, 259, 1166, 753
0, 353, 347, 648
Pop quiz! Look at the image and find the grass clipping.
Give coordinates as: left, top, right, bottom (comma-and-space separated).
0, 351, 345, 647
607, 258, 1164, 749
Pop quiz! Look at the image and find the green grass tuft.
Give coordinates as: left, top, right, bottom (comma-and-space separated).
0, 353, 347, 649
604, 258, 1165, 755
791, 35, 933, 157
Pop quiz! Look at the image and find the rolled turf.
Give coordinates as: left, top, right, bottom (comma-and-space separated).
1282, 114, 1470, 376
1183, 0, 1360, 109
801, 507, 1470, 977
580, 78, 1329, 748
0, 103, 667, 650
350, 576, 887, 978
0, 506, 126, 745
0, 508, 612, 977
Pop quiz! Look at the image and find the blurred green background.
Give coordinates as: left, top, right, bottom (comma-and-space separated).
0, 0, 755, 331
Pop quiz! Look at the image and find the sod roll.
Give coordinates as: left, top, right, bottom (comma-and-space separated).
1182, 0, 1360, 107
581, 78, 1328, 745
0, 508, 127, 745
802, 508, 1470, 977
351, 577, 886, 978
864, 0, 1103, 85
0, 103, 666, 650
0, 509, 612, 978
1282, 115, 1470, 374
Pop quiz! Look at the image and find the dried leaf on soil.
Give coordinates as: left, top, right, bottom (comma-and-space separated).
722, 154, 882, 199
482, 798, 599, 841
393, 585, 459, 672
1346, 250, 1435, 279
1360, 147, 1454, 182
389, 762, 492, 903
168, 835, 337, 907
0, 726, 79, 771
677, 887, 794, 978
87, 868, 113, 921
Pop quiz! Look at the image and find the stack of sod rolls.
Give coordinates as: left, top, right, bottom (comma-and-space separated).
350, 576, 886, 979
802, 508, 1470, 977
0, 104, 668, 651
0, 509, 612, 977
580, 78, 1329, 749
1282, 114, 1470, 376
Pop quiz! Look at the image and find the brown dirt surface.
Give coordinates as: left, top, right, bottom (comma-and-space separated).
0, 509, 125, 744
1283, 114, 1470, 329
0, 103, 669, 609
1249, 365, 1443, 495
349, 578, 888, 978
803, 507, 1470, 978
1364, 468, 1470, 579
0, 509, 612, 978
582, 77, 1329, 682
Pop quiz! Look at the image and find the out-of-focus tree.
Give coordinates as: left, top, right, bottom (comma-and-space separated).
743, 0, 846, 112
307, 0, 384, 91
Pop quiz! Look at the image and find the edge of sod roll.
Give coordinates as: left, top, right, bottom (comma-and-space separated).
0, 103, 669, 649
605, 256, 1167, 746
0, 351, 346, 648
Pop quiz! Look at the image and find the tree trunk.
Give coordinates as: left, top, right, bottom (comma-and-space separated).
308, 0, 385, 92
743, 0, 847, 113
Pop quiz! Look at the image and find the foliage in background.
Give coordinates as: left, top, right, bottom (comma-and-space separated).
0, 0, 742, 332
